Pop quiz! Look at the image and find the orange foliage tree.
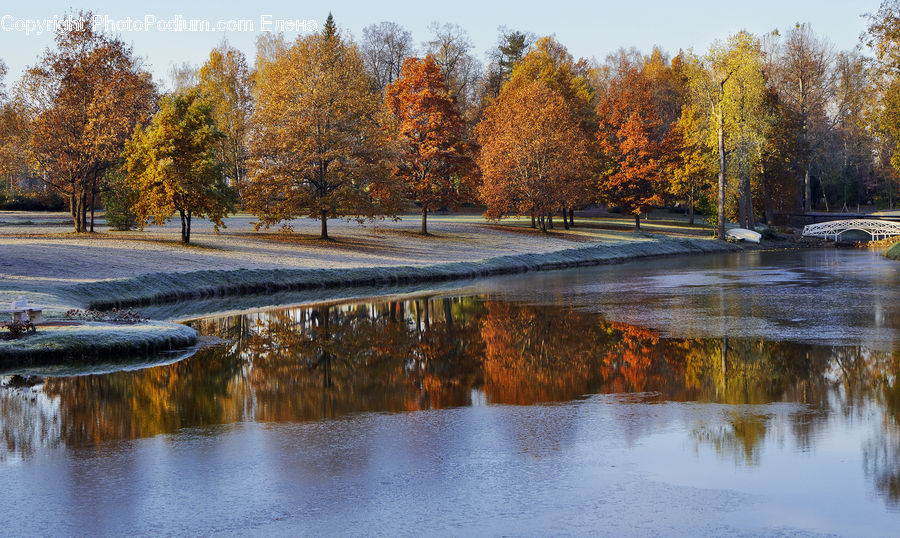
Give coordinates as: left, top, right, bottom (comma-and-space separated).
476, 79, 591, 231
385, 55, 475, 234
504, 37, 597, 227
596, 57, 667, 230
20, 12, 156, 233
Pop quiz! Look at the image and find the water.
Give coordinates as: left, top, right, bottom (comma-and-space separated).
1, 248, 898, 535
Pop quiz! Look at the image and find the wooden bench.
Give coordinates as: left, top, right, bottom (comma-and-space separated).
0, 297, 43, 324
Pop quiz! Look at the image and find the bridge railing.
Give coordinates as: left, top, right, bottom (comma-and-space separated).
802, 219, 900, 241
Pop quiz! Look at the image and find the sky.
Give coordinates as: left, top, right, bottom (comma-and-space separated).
0, 0, 882, 89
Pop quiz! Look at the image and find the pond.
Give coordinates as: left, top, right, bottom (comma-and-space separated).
1, 249, 898, 535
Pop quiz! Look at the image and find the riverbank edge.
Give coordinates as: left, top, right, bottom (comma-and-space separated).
886, 241, 900, 260
0, 321, 198, 362
60, 235, 749, 312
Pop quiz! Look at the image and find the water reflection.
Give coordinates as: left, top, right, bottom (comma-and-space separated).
2, 295, 900, 506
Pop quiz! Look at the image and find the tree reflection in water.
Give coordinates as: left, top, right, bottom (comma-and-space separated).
1, 295, 899, 504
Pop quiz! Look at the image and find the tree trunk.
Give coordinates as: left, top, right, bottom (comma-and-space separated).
547, 214, 554, 229
80, 190, 88, 233
688, 194, 695, 225
804, 167, 811, 213
69, 192, 79, 232
531, 212, 536, 229
180, 210, 187, 243
539, 215, 546, 232
761, 166, 774, 226
568, 208, 575, 227
90, 187, 96, 233
717, 110, 726, 240
320, 212, 328, 239
634, 213, 641, 231
185, 211, 192, 244
738, 173, 747, 229
562, 208, 570, 230
421, 206, 428, 235
743, 174, 755, 229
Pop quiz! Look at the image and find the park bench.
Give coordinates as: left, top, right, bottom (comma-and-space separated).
0, 297, 43, 324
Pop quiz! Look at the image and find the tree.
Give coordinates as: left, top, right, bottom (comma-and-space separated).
124, 89, 234, 244
19, 12, 156, 233
424, 22, 482, 116
596, 56, 665, 230
758, 88, 802, 223
820, 52, 876, 212
197, 41, 253, 201
722, 34, 769, 229
0, 58, 6, 101
386, 55, 474, 235
476, 79, 591, 231
771, 23, 835, 212
667, 105, 714, 224
361, 21, 414, 91
100, 169, 139, 231
505, 37, 596, 227
867, 1, 900, 208
245, 17, 393, 239
878, 78, 900, 207
0, 100, 29, 199
481, 28, 535, 102
687, 32, 768, 237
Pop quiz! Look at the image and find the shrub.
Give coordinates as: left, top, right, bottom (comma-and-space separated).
64, 308, 147, 324
101, 171, 139, 230
2, 320, 36, 339
0, 191, 65, 211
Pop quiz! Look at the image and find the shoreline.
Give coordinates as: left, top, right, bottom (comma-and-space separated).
886, 241, 900, 260
0, 232, 825, 362
64, 235, 745, 311
0, 321, 197, 363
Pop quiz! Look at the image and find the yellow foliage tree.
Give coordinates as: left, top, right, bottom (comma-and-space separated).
245, 17, 393, 239
124, 89, 235, 244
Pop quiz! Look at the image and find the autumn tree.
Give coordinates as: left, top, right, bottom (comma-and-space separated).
124, 88, 235, 244
19, 13, 156, 232
245, 16, 393, 239
867, 1, 900, 207
505, 37, 596, 227
596, 56, 666, 230
757, 88, 802, 223
476, 79, 591, 231
361, 21, 414, 91
0, 98, 29, 199
667, 105, 714, 224
197, 41, 253, 201
386, 55, 474, 234
723, 35, 769, 228
686, 32, 769, 236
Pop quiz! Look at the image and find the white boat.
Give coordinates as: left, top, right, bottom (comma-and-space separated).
726, 228, 761, 243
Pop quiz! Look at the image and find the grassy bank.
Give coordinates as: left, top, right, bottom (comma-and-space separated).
887, 241, 900, 260
63, 236, 740, 310
0, 321, 197, 362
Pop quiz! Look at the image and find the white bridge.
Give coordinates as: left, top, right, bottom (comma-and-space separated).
801, 219, 900, 241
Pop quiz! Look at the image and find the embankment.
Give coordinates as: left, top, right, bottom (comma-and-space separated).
62, 236, 742, 310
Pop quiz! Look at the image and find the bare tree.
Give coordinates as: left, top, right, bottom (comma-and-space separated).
771, 23, 836, 212
0, 59, 7, 102
361, 21, 414, 91
424, 22, 483, 114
